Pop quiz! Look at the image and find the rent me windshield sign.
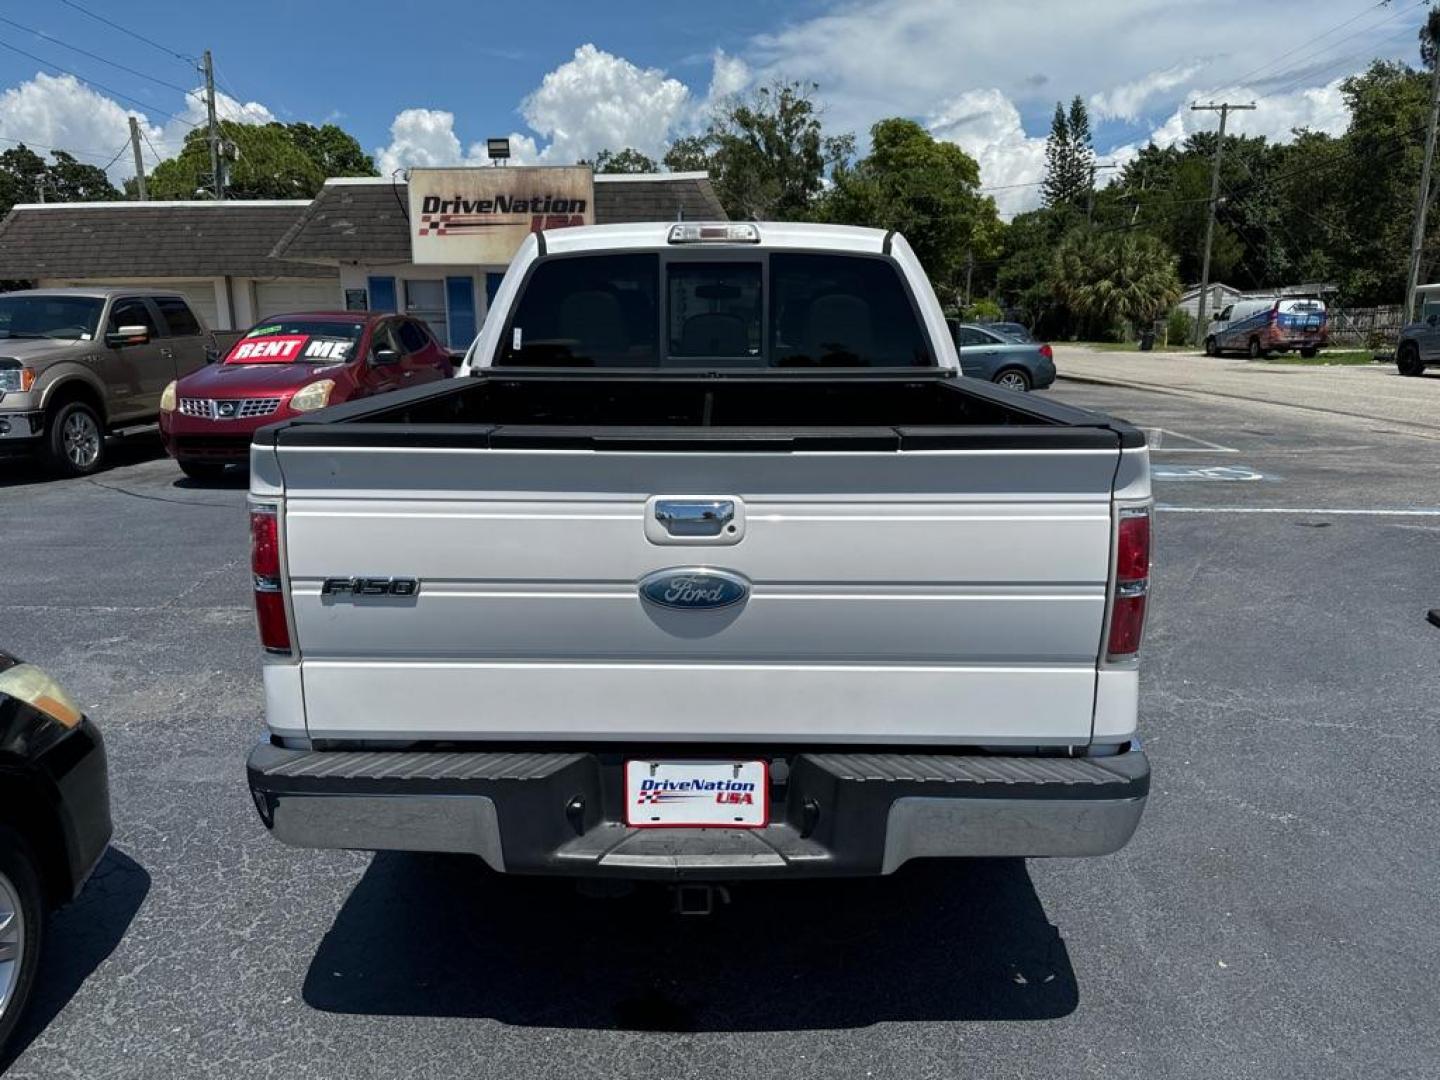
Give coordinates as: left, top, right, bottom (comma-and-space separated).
408, 166, 595, 264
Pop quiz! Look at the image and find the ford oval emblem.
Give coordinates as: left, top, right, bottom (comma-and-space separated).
639, 567, 749, 611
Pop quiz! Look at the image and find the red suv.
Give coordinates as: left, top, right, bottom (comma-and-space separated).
159, 312, 452, 479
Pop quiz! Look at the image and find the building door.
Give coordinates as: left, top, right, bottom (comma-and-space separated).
367, 276, 397, 313
255, 280, 339, 320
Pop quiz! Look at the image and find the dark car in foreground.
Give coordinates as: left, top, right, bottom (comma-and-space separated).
0, 653, 111, 1050
948, 320, 1056, 390
158, 311, 452, 480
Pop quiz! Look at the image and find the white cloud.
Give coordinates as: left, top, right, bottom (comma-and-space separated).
927, 89, 1047, 219
0, 71, 275, 189
375, 45, 755, 176
1090, 63, 1204, 122
1144, 77, 1350, 148
706, 49, 752, 104
375, 108, 485, 176
748, 0, 1407, 130
745, 0, 1407, 214
519, 44, 691, 163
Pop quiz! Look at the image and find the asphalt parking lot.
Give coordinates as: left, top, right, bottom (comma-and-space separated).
2, 378, 1438, 1080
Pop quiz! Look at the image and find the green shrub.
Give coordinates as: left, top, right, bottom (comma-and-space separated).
1166, 308, 1194, 346
964, 298, 1003, 323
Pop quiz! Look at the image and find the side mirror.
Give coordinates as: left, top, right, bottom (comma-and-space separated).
1427, 314, 1438, 328
372, 347, 401, 366
105, 325, 150, 348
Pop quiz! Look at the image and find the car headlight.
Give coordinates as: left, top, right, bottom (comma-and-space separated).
159, 379, 178, 412
0, 367, 36, 393
289, 379, 336, 413
0, 659, 82, 728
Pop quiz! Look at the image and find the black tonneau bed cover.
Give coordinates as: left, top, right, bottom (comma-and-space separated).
254, 369, 1144, 453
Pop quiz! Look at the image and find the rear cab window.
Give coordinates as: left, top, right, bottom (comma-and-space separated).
497, 250, 932, 368
154, 296, 202, 337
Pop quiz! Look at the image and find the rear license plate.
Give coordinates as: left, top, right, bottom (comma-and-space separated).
624, 759, 769, 828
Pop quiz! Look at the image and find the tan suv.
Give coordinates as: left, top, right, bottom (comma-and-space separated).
0, 288, 214, 475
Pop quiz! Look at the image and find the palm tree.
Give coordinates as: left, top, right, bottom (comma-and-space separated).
1053, 230, 1182, 332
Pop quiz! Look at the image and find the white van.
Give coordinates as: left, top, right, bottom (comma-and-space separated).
1205, 297, 1328, 358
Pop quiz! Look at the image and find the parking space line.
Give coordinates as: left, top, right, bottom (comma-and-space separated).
1144, 427, 1238, 453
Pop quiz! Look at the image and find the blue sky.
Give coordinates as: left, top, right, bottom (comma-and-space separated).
0, 0, 1424, 216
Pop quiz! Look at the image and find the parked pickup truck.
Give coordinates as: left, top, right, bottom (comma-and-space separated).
0, 288, 214, 475
245, 221, 1152, 880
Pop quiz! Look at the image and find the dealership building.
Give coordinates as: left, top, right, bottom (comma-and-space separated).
0, 168, 725, 348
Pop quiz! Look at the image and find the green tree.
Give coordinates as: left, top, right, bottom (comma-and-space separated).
817, 118, 1001, 294
661, 135, 711, 173
1042, 96, 1095, 209
1, 144, 118, 216
588, 147, 658, 173
1052, 229, 1182, 335
286, 123, 376, 177
148, 120, 376, 200
995, 208, 1070, 331
664, 80, 854, 220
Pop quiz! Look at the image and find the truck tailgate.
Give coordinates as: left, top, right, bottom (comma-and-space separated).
272, 440, 1122, 745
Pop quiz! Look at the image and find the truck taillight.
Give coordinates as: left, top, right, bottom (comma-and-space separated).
250, 505, 291, 655
1107, 506, 1151, 660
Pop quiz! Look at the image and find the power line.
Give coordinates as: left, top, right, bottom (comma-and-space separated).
98, 136, 131, 172
52, 0, 195, 63
1212, 0, 1423, 98
140, 128, 166, 167
0, 132, 128, 161
209, 61, 253, 122
0, 37, 198, 127
0, 14, 193, 94
1262, 19, 1425, 99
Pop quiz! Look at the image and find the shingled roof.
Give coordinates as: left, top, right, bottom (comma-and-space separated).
0, 200, 333, 280
270, 173, 728, 265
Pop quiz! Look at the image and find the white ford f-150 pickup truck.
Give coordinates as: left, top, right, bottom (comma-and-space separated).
244, 220, 1152, 879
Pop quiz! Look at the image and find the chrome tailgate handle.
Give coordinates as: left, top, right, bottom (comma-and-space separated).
654, 499, 734, 536
645, 497, 745, 545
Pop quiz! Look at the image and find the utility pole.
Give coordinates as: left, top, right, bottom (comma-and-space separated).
36, 178, 45, 203
201, 49, 222, 200
963, 250, 974, 310
129, 115, 148, 201
1191, 102, 1255, 345
1130, 163, 1148, 226
1406, 41, 1440, 323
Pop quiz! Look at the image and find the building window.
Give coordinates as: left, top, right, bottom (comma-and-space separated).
367, 276, 397, 313
445, 276, 477, 349
405, 279, 447, 346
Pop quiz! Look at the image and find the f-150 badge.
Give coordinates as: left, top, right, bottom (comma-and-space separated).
320, 577, 420, 598
639, 568, 748, 611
